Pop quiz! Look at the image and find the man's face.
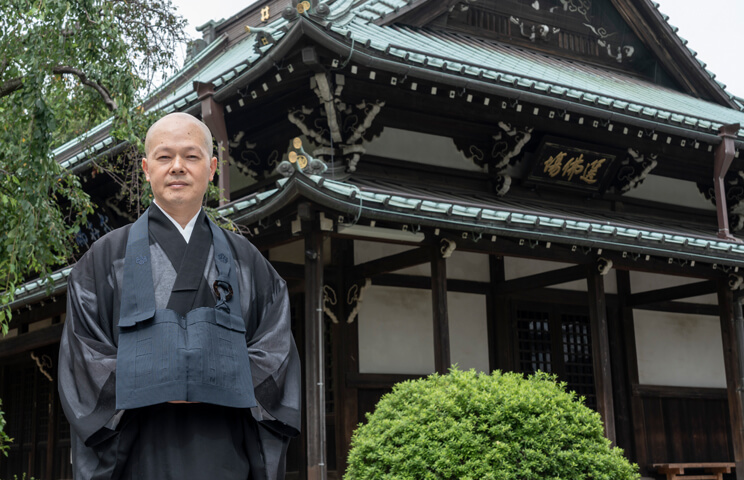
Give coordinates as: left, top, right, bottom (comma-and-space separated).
142, 115, 217, 217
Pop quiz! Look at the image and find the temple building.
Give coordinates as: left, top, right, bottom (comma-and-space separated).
3, 0, 744, 478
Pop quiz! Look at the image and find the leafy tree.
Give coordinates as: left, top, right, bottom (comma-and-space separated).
345, 368, 640, 480
0, 0, 187, 329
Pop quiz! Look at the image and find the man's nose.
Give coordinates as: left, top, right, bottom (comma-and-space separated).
170, 155, 185, 173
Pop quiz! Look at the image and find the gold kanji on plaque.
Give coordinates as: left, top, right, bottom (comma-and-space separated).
260, 6, 270, 22
530, 137, 618, 192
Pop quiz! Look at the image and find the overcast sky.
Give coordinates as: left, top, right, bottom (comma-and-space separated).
170, 0, 744, 98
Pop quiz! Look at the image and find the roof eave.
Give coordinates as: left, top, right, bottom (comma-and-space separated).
223, 174, 744, 268
235, 17, 742, 148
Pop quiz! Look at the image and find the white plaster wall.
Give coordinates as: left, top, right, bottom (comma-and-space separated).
629, 271, 717, 304
634, 310, 726, 388
363, 127, 484, 172
448, 291, 490, 372
358, 286, 489, 374
504, 257, 618, 294
358, 286, 434, 374
624, 174, 714, 211
447, 251, 491, 282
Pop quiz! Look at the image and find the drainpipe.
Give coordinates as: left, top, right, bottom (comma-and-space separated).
194, 81, 230, 205
714, 123, 740, 241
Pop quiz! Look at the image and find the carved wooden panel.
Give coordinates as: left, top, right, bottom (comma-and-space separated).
444, 0, 651, 72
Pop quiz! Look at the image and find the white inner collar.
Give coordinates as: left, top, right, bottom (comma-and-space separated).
152, 201, 200, 243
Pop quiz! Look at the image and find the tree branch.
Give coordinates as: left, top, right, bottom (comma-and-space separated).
1, 66, 119, 111
52, 66, 118, 111
0, 77, 22, 98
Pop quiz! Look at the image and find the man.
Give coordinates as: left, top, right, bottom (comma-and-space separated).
58, 113, 301, 480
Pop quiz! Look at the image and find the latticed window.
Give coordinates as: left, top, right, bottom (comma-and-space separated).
515, 304, 597, 410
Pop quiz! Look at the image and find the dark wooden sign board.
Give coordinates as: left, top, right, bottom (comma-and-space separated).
527, 136, 622, 194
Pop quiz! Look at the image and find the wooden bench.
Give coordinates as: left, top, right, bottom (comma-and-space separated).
652, 463, 735, 480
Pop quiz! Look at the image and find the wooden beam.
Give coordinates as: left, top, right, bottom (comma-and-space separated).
495, 264, 587, 295
587, 266, 616, 444
371, 273, 489, 294
354, 247, 431, 278
718, 285, 744, 480
632, 384, 728, 400
626, 280, 717, 307
346, 372, 426, 389
508, 287, 592, 305
607, 253, 723, 279
632, 301, 719, 317
431, 250, 450, 374
9, 296, 65, 331
0, 323, 64, 359
271, 261, 306, 280
304, 229, 327, 480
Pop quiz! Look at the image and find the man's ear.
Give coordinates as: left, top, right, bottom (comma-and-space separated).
209, 156, 218, 181
142, 158, 151, 181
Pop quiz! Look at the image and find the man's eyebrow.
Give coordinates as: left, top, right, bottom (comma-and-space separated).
151, 145, 175, 154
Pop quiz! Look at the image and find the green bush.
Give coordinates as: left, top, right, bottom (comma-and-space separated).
345, 368, 640, 480
0, 399, 11, 458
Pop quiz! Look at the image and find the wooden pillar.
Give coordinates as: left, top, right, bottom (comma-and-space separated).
46, 369, 57, 480
587, 265, 616, 444
28, 363, 39, 475
332, 238, 358, 475
488, 255, 512, 372
606, 274, 633, 454
616, 270, 648, 469
431, 249, 450, 374
717, 283, 744, 479
194, 81, 230, 205
305, 229, 327, 480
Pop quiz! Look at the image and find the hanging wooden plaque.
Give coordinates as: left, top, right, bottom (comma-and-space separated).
528, 137, 621, 193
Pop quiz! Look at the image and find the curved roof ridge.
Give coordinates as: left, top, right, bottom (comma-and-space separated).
651, 1, 742, 110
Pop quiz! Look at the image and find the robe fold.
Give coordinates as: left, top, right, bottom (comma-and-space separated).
58, 206, 301, 480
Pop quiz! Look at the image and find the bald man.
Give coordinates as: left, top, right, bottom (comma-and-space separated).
59, 113, 301, 480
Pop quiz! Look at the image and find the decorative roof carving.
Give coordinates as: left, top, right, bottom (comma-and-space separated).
454, 122, 533, 196
287, 72, 385, 178
609, 148, 657, 194
698, 172, 744, 232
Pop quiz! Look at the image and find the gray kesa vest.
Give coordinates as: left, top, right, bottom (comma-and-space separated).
116, 209, 257, 409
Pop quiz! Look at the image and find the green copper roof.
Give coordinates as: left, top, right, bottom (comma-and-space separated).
325, 13, 744, 139
54, 0, 744, 171
220, 173, 744, 266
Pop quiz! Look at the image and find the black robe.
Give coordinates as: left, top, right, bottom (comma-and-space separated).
58, 206, 301, 480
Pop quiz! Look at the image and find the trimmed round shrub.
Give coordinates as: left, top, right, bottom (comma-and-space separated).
345, 368, 640, 480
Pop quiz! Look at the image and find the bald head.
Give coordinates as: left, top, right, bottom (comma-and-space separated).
144, 112, 214, 158
141, 112, 218, 226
